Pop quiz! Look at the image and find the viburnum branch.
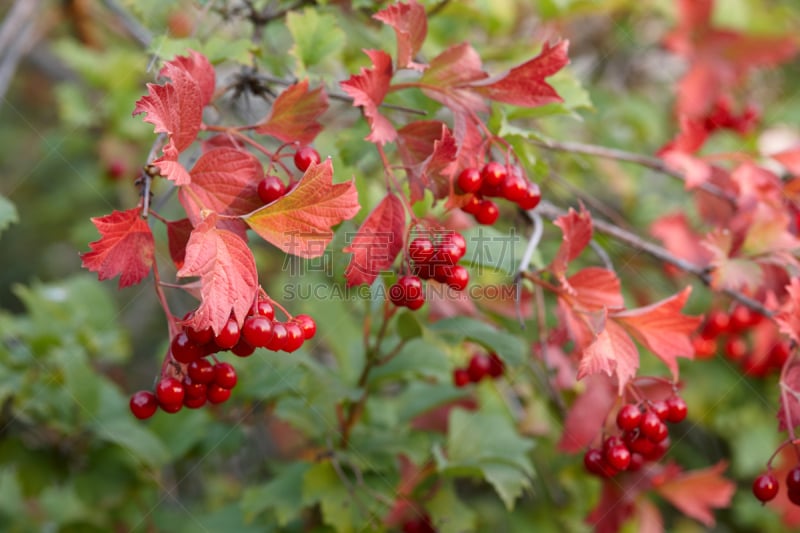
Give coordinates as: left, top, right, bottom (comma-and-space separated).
515, 211, 544, 327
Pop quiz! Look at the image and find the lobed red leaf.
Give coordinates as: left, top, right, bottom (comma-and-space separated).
166, 218, 194, 271
550, 206, 593, 279
578, 316, 639, 395
654, 461, 735, 527
255, 80, 329, 145
340, 49, 396, 145
373, 0, 427, 71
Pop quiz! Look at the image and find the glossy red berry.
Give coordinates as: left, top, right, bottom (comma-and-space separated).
214, 317, 241, 350
185, 322, 213, 345
475, 199, 499, 225
453, 368, 470, 387
439, 232, 467, 262
702, 310, 730, 337
254, 300, 276, 320
183, 394, 207, 409
159, 401, 183, 413
155, 377, 185, 406
787, 466, 800, 493
294, 314, 317, 340
406, 294, 425, 311
206, 383, 232, 404
456, 167, 482, 193
502, 172, 527, 203
650, 400, 670, 421
170, 331, 203, 364
665, 396, 688, 423
724, 336, 748, 361
481, 162, 507, 187
294, 146, 321, 172
628, 452, 645, 472
243, 315, 274, 348
729, 305, 762, 332
640, 411, 668, 442
583, 448, 614, 477
231, 338, 256, 357
517, 181, 541, 210
467, 354, 491, 382
605, 444, 631, 471
187, 358, 215, 384
213, 362, 238, 389
616, 404, 642, 431
129, 390, 158, 420
409, 237, 435, 263
282, 322, 305, 353
446, 265, 469, 291
461, 194, 482, 214
752, 473, 779, 503
487, 353, 505, 378
182, 376, 207, 399
390, 275, 424, 308
257, 175, 287, 204
266, 322, 287, 351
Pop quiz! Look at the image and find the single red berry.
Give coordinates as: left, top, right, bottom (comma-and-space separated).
436, 241, 462, 267
650, 400, 670, 421
665, 396, 688, 423
752, 473, 779, 503
182, 376, 207, 399
392, 275, 424, 307
467, 354, 491, 382
159, 401, 183, 414
605, 444, 632, 471
254, 299, 276, 320
770, 341, 792, 368
243, 315, 274, 348
187, 358, 215, 384
724, 336, 748, 361
487, 353, 505, 378
517, 181, 542, 210
155, 376, 185, 406
453, 368, 470, 387
294, 314, 317, 340
643, 436, 670, 461
640, 411, 668, 442
456, 167, 482, 193
702, 310, 730, 337
214, 316, 241, 350
628, 453, 645, 472
170, 331, 203, 364
481, 162, 507, 187
787, 466, 800, 493
231, 338, 256, 357
206, 383, 232, 404
282, 322, 305, 353
446, 265, 469, 291
213, 362, 238, 390
692, 335, 717, 359
583, 448, 615, 477
388, 282, 407, 307
502, 172, 527, 203
461, 194, 482, 215
406, 294, 425, 311
294, 146, 321, 172
185, 322, 213, 345
616, 404, 642, 432
183, 394, 207, 409
603, 435, 624, 452
432, 264, 452, 284
266, 322, 287, 351
439, 232, 467, 262
409, 237, 435, 264
729, 305, 762, 332
402, 514, 435, 533
475, 199, 499, 225
628, 435, 656, 457
257, 175, 287, 204
129, 391, 158, 420
790, 487, 800, 507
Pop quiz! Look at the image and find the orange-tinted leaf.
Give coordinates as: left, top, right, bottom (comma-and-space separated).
243, 159, 360, 258
613, 287, 701, 380
650, 212, 712, 267
778, 363, 800, 431
81, 207, 154, 288
340, 49, 396, 145
420, 43, 488, 113
166, 218, 193, 270
159, 49, 215, 105
565, 267, 624, 311
550, 206, 593, 279
557, 374, 615, 453
178, 147, 263, 238
775, 146, 800, 175
702, 229, 763, 291
471, 41, 569, 107
255, 80, 329, 145
373, 0, 427, 71
177, 213, 258, 335
344, 193, 405, 287
578, 315, 639, 395
654, 461, 735, 527
398, 121, 459, 202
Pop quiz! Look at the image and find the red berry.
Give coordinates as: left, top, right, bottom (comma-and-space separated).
187, 358, 215, 384
692, 335, 717, 359
605, 444, 632, 471
787, 466, 800, 493
475, 199, 499, 225
294, 314, 317, 340
467, 354, 491, 382
583, 448, 615, 477
182, 376, 207, 399
231, 338, 256, 357
502, 172, 527, 203
243, 315, 274, 348
183, 394, 207, 409
446, 265, 469, 291
185, 322, 213, 345
517, 181, 541, 210
409, 237, 435, 264
282, 322, 305, 353
456, 167, 482, 193
481, 162, 507, 187
159, 401, 183, 414
729, 305, 762, 332
170, 331, 202, 364
453, 368, 470, 387
790, 487, 800, 507
155, 376, 185, 406
257, 175, 287, 204
214, 317, 241, 350
650, 400, 670, 421
390, 275, 424, 308
402, 514, 435, 533
616, 404, 642, 432
254, 300, 276, 320
406, 294, 425, 311
770, 341, 791, 368
702, 310, 730, 337
643, 436, 670, 461
665, 396, 688, 423
628, 435, 656, 456
628, 453, 645, 472
640, 411, 668, 442
439, 232, 467, 262
213, 362, 238, 389
129, 391, 158, 420
206, 383, 232, 404
461, 194, 482, 215
294, 146, 321, 172
266, 322, 287, 351
487, 353, 505, 378
724, 336, 748, 361
752, 473, 779, 503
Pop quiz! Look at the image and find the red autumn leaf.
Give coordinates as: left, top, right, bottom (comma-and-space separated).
255, 80, 329, 145
373, 0, 427, 71
178, 147, 263, 238
453, 112, 484, 171
81, 207, 155, 288
564, 267, 624, 311
398, 121, 460, 203
177, 212, 258, 335
340, 49, 396, 145
243, 159, 360, 258
654, 461, 735, 527
778, 364, 800, 432
550, 206, 593, 280
166, 218, 194, 270
471, 40, 569, 107
343, 193, 405, 287
702, 229, 763, 292
585, 482, 634, 533
650, 212, 712, 267
775, 146, 800, 175
578, 315, 639, 395
159, 49, 215, 106
557, 374, 615, 453
776, 278, 800, 346
420, 42, 488, 113
612, 287, 701, 380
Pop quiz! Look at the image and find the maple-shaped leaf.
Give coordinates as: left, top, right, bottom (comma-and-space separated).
702, 229, 763, 291
243, 159, 360, 258
255, 80, 329, 145
550, 206, 593, 280
178, 147, 263, 238
578, 313, 639, 395
471, 41, 569, 107
564, 267, 624, 311
654, 461, 735, 527
398, 121, 460, 203
178, 212, 258, 335
343, 193, 405, 287
81, 207, 155, 288
557, 374, 616, 453
166, 218, 194, 270
613, 287, 701, 380
373, 0, 427, 71
159, 49, 215, 106
420, 42, 489, 113
340, 49, 396, 145
650, 213, 713, 267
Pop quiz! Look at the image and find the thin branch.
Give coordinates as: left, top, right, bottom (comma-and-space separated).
101, 0, 153, 47
0, 0, 43, 105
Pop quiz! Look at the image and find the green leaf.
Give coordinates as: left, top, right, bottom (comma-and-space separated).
396, 381, 470, 423
367, 338, 451, 385
460, 225, 527, 275
242, 462, 311, 525
57, 348, 100, 421
396, 311, 423, 341
0, 469, 24, 516
428, 317, 526, 366
302, 461, 357, 533
0, 194, 18, 237
286, 8, 346, 76
39, 482, 91, 525
147, 408, 212, 460
427, 481, 477, 533
92, 417, 169, 469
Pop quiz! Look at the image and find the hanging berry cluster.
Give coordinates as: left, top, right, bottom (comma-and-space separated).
457, 161, 541, 225
452, 352, 505, 387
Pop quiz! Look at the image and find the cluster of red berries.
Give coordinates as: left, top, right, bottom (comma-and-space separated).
752, 464, 800, 505
401, 513, 435, 533
456, 161, 541, 225
583, 395, 688, 478
128, 297, 316, 419
452, 352, 505, 387
692, 305, 789, 377
389, 232, 469, 310
257, 146, 320, 205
